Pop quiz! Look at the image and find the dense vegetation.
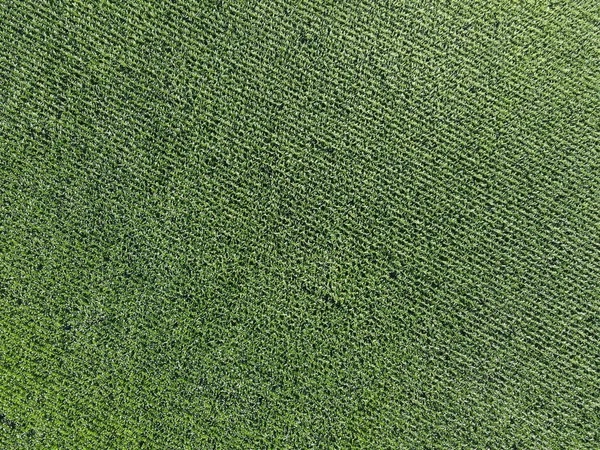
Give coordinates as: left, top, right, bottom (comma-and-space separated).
1, 0, 599, 447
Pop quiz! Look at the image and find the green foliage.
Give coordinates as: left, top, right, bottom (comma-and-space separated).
1, 0, 599, 447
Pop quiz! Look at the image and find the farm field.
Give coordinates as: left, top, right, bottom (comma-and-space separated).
1, 0, 599, 448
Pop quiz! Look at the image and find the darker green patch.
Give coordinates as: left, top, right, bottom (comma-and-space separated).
0, 413, 18, 430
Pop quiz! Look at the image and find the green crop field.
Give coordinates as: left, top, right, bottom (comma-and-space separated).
1, 0, 599, 448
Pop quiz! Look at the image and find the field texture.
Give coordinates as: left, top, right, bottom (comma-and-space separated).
1, 0, 599, 448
